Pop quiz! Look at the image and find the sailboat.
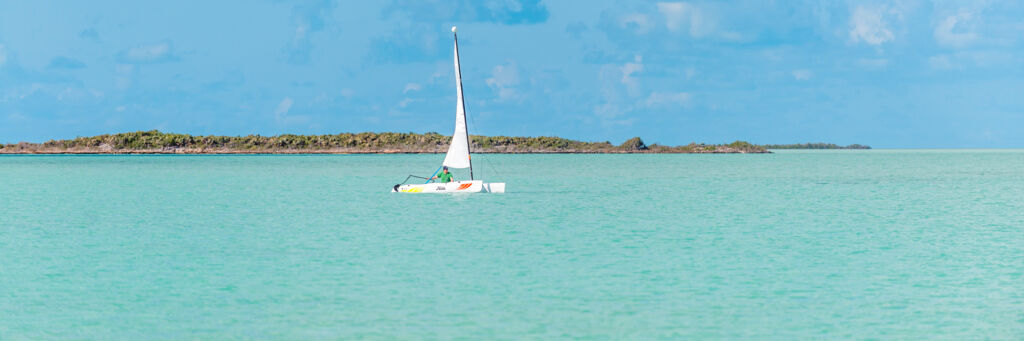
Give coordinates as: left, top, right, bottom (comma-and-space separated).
392, 26, 506, 194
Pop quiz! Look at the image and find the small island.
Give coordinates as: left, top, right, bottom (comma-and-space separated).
0, 130, 780, 154
0, 131, 873, 154
763, 143, 871, 149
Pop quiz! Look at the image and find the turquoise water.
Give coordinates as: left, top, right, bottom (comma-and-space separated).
1, 151, 1022, 339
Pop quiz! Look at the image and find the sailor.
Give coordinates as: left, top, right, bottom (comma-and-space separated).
432, 166, 455, 183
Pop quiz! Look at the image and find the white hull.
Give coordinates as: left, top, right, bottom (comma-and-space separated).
393, 180, 505, 193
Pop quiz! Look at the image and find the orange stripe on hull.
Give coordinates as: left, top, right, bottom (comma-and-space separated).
457, 183, 472, 190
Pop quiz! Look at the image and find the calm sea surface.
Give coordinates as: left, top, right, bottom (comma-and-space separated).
1, 151, 1022, 339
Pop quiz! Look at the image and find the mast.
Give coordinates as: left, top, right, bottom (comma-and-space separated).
453, 26, 474, 180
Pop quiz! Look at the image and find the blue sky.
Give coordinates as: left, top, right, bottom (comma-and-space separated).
1, 1, 1023, 147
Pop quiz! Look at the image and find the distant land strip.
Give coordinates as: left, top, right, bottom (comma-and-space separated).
763, 143, 871, 149
0, 131, 864, 154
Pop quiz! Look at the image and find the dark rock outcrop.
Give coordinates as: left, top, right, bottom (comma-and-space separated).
619, 137, 648, 151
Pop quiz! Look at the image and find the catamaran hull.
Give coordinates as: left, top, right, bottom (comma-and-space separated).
392, 180, 505, 193
481, 182, 505, 193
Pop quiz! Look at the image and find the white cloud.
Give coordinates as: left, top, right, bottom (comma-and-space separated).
115, 64, 136, 89
657, 2, 713, 37
294, 23, 307, 41
0, 44, 7, 66
849, 6, 895, 45
403, 83, 422, 93
593, 102, 634, 126
962, 50, 1013, 67
1, 84, 40, 101
928, 55, 955, 70
274, 97, 310, 125
592, 55, 651, 127
935, 11, 978, 48
119, 42, 177, 63
286, 1, 333, 64
129, 43, 168, 59
792, 69, 813, 80
620, 13, 654, 34
397, 98, 418, 108
857, 58, 890, 69
7, 112, 27, 122
275, 97, 294, 117
620, 55, 643, 94
486, 62, 521, 102
645, 92, 692, 107
926, 51, 1011, 70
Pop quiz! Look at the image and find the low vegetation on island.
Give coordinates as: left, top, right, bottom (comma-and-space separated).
763, 143, 871, 149
0, 130, 773, 154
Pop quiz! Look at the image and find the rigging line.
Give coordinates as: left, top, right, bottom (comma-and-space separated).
466, 113, 501, 179
464, 98, 499, 179
457, 33, 498, 180
488, 156, 502, 177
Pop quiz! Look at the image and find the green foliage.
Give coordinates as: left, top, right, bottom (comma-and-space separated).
763, 143, 871, 149
2, 130, 774, 154
727, 141, 755, 149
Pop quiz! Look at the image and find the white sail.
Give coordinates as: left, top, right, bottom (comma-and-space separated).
442, 27, 471, 169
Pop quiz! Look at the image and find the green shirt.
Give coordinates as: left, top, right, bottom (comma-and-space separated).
437, 172, 454, 183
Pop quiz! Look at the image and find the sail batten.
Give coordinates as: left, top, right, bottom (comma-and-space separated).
442, 29, 472, 170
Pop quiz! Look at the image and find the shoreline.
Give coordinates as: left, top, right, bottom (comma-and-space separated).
5, 131, 860, 155
0, 148, 772, 155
